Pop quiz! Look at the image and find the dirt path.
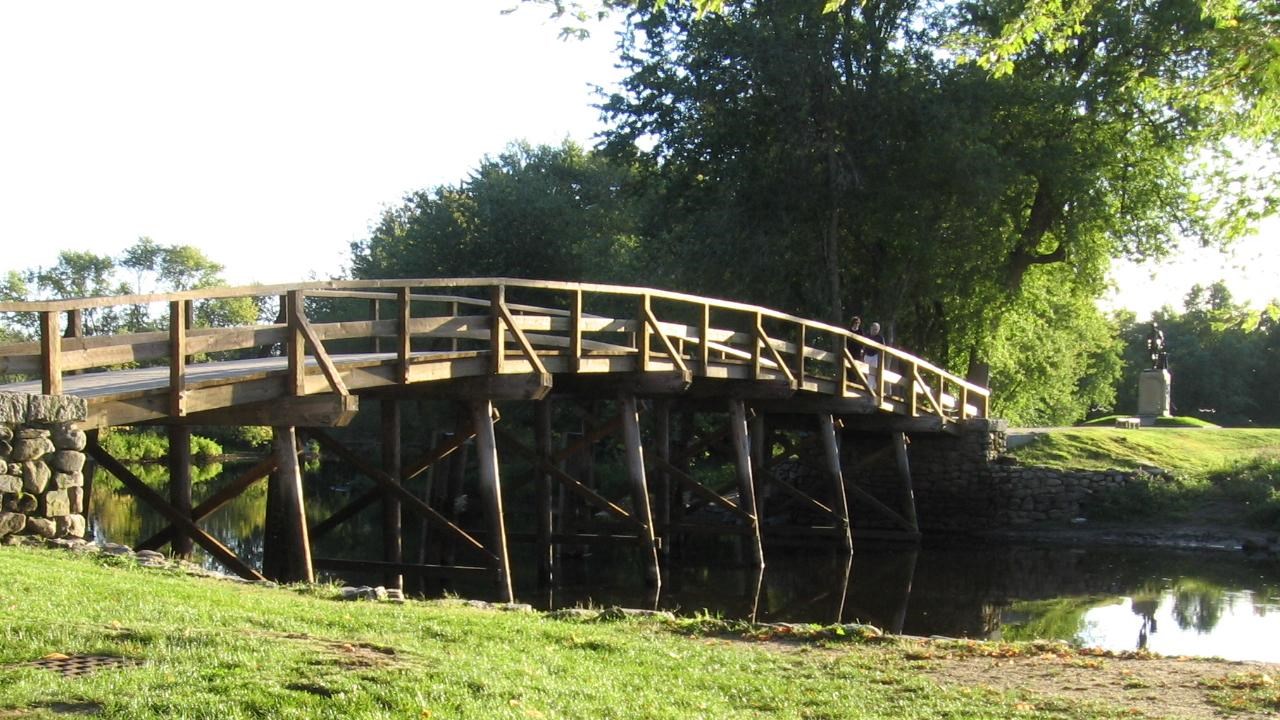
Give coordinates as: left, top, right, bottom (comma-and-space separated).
916, 647, 1279, 719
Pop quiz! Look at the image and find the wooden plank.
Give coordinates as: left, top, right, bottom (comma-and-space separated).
39, 311, 61, 395
642, 301, 690, 375
293, 312, 350, 396
489, 286, 504, 374
86, 438, 266, 581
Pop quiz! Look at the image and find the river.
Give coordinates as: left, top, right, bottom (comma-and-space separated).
87, 462, 1280, 663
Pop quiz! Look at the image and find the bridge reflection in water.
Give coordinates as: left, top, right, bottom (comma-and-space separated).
2, 279, 989, 600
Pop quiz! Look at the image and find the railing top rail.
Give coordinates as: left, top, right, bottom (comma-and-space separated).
0, 276, 990, 398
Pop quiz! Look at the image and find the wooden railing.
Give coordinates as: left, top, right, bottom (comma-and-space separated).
0, 278, 989, 422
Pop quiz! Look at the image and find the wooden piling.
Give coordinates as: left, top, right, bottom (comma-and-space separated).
818, 415, 854, 552
535, 398, 554, 588
272, 426, 313, 583
381, 397, 403, 591
654, 400, 671, 548
891, 432, 919, 532
470, 400, 514, 603
167, 424, 193, 558
728, 399, 765, 569
620, 394, 661, 587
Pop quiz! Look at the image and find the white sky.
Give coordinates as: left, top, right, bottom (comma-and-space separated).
1, 0, 1276, 316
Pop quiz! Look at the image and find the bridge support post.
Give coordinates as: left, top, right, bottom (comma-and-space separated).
471, 400, 514, 603
167, 425, 194, 558
818, 415, 854, 553
728, 399, 765, 569
892, 432, 919, 533
534, 398, 554, 588
270, 426, 313, 583
653, 400, 671, 557
620, 394, 661, 588
749, 412, 767, 523
381, 398, 404, 591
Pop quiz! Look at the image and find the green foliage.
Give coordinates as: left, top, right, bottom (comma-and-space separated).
350, 141, 645, 285
987, 266, 1122, 425
1113, 282, 1280, 426
99, 428, 224, 463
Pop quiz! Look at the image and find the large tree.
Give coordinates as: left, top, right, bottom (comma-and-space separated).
593, 0, 1275, 420
351, 141, 644, 284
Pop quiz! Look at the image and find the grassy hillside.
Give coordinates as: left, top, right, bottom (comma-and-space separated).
1009, 428, 1280, 527
1009, 428, 1280, 474
0, 547, 1167, 719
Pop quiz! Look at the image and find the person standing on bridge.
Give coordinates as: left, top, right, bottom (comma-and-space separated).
864, 322, 885, 369
849, 315, 866, 360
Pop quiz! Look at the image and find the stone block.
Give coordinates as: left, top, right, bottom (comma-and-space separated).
21, 461, 51, 494
24, 517, 57, 539
41, 489, 71, 517
10, 437, 54, 462
0, 395, 26, 424
55, 514, 86, 539
0, 511, 26, 537
0, 425, 12, 443
49, 451, 85, 474
7, 462, 19, 475
0, 439, 10, 458
67, 486, 83, 514
0, 474, 20, 494
25, 394, 87, 424
53, 471, 83, 489
51, 426, 87, 451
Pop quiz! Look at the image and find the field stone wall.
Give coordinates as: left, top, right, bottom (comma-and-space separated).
0, 392, 89, 541
848, 419, 1159, 532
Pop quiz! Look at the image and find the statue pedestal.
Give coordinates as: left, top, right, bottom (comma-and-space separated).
1137, 369, 1171, 424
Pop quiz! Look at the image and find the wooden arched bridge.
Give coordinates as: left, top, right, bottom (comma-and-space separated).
0, 279, 988, 602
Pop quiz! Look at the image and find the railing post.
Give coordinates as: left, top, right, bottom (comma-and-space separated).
908, 361, 918, 417
793, 323, 806, 387
569, 289, 583, 374
286, 290, 306, 396
169, 300, 187, 417
39, 311, 62, 395
397, 287, 411, 384
369, 298, 382, 354
490, 285, 505, 374
699, 303, 711, 375
638, 294, 651, 372
751, 311, 763, 380
836, 333, 848, 397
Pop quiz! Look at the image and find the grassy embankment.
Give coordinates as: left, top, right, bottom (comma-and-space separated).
1009, 428, 1280, 527
0, 546, 1206, 720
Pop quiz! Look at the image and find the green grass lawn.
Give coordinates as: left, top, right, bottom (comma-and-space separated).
0, 547, 1143, 720
1009, 428, 1280, 474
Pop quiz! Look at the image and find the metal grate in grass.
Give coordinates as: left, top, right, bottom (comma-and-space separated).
16, 654, 142, 678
